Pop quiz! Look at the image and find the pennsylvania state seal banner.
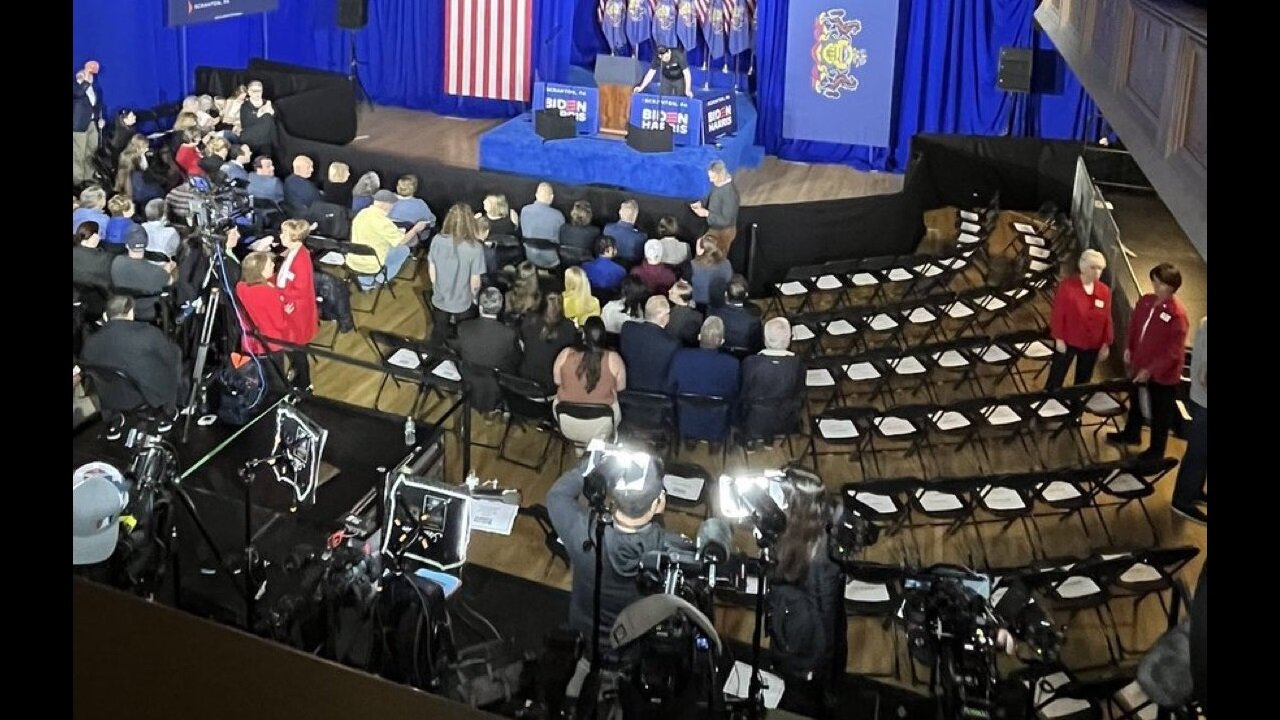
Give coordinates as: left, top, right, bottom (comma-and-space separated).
782, 0, 901, 147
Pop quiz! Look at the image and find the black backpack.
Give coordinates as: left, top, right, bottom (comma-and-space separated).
766, 582, 829, 677
214, 358, 265, 426
373, 572, 456, 691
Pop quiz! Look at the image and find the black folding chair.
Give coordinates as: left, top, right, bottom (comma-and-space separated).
495, 372, 557, 472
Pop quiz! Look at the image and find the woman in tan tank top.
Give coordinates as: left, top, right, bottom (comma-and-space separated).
553, 316, 626, 422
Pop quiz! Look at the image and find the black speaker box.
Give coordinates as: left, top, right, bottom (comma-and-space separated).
337, 0, 369, 30
626, 123, 674, 153
997, 46, 1033, 93
534, 110, 577, 141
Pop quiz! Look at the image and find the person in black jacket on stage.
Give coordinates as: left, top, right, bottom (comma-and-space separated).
635, 45, 693, 98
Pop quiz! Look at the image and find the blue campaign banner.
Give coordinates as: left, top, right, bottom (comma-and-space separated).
532, 82, 600, 136
782, 0, 901, 148
629, 93, 703, 146
702, 92, 737, 143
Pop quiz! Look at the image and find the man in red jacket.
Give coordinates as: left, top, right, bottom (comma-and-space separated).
1106, 263, 1190, 460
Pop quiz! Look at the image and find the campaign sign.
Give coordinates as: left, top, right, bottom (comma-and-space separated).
629, 93, 703, 146
532, 82, 600, 136
702, 91, 737, 143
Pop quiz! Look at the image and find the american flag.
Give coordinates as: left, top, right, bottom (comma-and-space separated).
694, 0, 709, 22
445, 0, 533, 102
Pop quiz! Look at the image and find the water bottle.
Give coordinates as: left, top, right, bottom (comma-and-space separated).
404, 416, 416, 446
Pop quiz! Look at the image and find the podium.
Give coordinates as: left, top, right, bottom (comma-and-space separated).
595, 54, 644, 136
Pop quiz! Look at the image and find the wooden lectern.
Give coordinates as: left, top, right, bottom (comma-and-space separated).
595, 55, 643, 137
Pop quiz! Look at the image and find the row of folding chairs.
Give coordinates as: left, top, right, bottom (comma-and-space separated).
805, 379, 1133, 477
839, 454, 1180, 572
830, 542, 1198, 681
802, 328, 1059, 411
308, 234, 410, 317
787, 274, 1053, 359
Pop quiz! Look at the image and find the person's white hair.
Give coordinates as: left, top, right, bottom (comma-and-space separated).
619, 199, 639, 221
535, 182, 554, 202
763, 318, 792, 351
79, 186, 107, 210
1078, 248, 1107, 272
699, 316, 725, 349
644, 295, 670, 323
643, 239, 664, 263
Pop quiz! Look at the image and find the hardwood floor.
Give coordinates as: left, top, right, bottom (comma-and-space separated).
305, 209, 1206, 690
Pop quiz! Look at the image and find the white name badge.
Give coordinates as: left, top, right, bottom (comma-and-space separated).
1159, 312, 1171, 322
1094, 298, 1105, 309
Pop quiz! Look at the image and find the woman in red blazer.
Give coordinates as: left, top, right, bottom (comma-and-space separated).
235, 252, 290, 381
1107, 262, 1190, 460
276, 219, 319, 391
174, 129, 205, 178
1047, 249, 1114, 389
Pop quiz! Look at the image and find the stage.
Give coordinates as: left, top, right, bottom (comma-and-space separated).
477, 94, 766, 199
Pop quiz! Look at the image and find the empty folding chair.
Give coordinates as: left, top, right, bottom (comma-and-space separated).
495, 372, 558, 472
971, 474, 1043, 567
1108, 545, 1200, 658
1092, 456, 1179, 546
1032, 467, 1113, 549
662, 461, 715, 520
617, 389, 677, 454
807, 407, 875, 478
841, 561, 906, 679
867, 404, 934, 479
907, 477, 980, 566
805, 355, 851, 412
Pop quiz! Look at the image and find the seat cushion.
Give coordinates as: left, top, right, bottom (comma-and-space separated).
845, 579, 891, 603
806, 368, 836, 387
818, 418, 859, 439
850, 272, 878, 286
917, 490, 963, 512
1021, 340, 1054, 359
791, 323, 816, 341
984, 404, 1022, 425
934, 350, 969, 368
1086, 393, 1123, 414
869, 313, 898, 331
777, 281, 807, 296
846, 362, 881, 381
893, 356, 927, 375
932, 410, 970, 431
982, 486, 1028, 511
1041, 481, 1082, 503
815, 274, 843, 290
876, 415, 917, 436
827, 319, 857, 336
855, 493, 899, 515
946, 302, 975, 319
906, 307, 937, 324
886, 267, 914, 282
1037, 398, 1070, 418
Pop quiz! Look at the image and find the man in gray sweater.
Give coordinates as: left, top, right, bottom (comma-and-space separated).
690, 159, 740, 254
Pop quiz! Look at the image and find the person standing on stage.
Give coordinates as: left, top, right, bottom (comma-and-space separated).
691, 160, 740, 254
634, 45, 694, 98
73, 60, 105, 186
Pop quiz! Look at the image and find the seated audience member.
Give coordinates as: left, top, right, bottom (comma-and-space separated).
601, 275, 648, 334
666, 280, 704, 346
115, 142, 164, 208
197, 155, 226, 184
351, 170, 381, 213
81, 295, 184, 437
323, 161, 353, 207
563, 266, 602, 328
582, 237, 627, 293
239, 80, 279, 157
110, 226, 173, 322
653, 215, 690, 266
603, 199, 646, 263
559, 200, 598, 264
451, 288, 522, 412
246, 156, 285, 204
169, 111, 199, 154
196, 94, 218, 132
72, 221, 113, 289
174, 129, 204, 177
221, 143, 253, 183
619, 296, 681, 393
140, 199, 181, 260
164, 177, 198, 224
690, 235, 733, 309
388, 174, 437, 230
284, 155, 323, 213
103, 194, 139, 248
553, 316, 625, 422
740, 318, 806, 445
520, 293, 578, 389
350, 190, 429, 290
711, 275, 764, 352
480, 193, 520, 238
519, 182, 565, 268
505, 261, 543, 325
73, 187, 111, 237
630, 239, 677, 296
667, 316, 740, 443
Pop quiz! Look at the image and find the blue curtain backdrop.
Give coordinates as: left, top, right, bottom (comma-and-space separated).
754, 0, 1096, 172
73, 0, 575, 119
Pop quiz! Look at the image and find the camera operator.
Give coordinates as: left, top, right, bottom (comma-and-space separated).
766, 468, 846, 720
546, 452, 682, 651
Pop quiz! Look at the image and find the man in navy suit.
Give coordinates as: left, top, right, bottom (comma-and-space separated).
667, 316, 740, 444
711, 275, 763, 353
740, 318, 806, 447
73, 60, 105, 186
620, 296, 681, 393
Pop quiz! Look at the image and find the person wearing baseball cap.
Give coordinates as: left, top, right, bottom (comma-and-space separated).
73, 462, 129, 570
109, 226, 172, 322
74, 60, 106, 185
635, 45, 693, 98
347, 189, 427, 289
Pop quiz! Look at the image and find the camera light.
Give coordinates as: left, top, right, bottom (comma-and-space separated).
717, 472, 788, 520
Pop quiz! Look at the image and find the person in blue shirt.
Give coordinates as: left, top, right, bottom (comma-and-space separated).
602, 199, 647, 263
73, 186, 111, 237
389, 174, 437, 230
581, 236, 627, 293
667, 315, 740, 443
283, 155, 322, 212
245, 156, 285, 204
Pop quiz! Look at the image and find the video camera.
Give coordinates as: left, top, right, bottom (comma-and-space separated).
187, 174, 253, 235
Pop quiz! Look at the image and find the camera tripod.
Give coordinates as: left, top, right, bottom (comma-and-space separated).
347, 31, 372, 110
